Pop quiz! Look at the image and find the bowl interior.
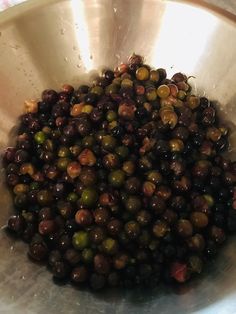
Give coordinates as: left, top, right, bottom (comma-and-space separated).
0, 0, 236, 313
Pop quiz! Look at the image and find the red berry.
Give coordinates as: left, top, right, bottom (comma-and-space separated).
170, 262, 189, 283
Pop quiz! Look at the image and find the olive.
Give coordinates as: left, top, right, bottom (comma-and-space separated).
190, 212, 208, 228
146, 87, 157, 101
115, 145, 129, 160
78, 149, 96, 166
57, 234, 71, 251
224, 171, 236, 186
3, 147, 17, 163
83, 92, 97, 104
149, 195, 166, 215
52, 261, 69, 279
102, 238, 119, 255
146, 170, 162, 185
99, 192, 117, 206
6, 174, 19, 186
67, 161, 81, 179
89, 226, 106, 244
125, 221, 141, 239
37, 190, 53, 206
103, 153, 120, 169
156, 185, 172, 201
82, 248, 94, 264
53, 183, 66, 198
187, 234, 205, 252
169, 139, 184, 152
38, 220, 57, 235
8, 215, 26, 235
173, 176, 191, 193
187, 95, 200, 109
101, 135, 117, 151
149, 70, 160, 82
203, 194, 214, 207
64, 219, 78, 235
78, 84, 89, 94
136, 67, 149, 81
139, 156, 153, 172
202, 107, 215, 126
14, 149, 30, 164
42, 89, 58, 104
124, 177, 141, 194
48, 250, 62, 267
155, 140, 170, 156
94, 207, 110, 226
153, 220, 169, 238
57, 201, 73, 219
111, 125, 125, 138
38, 207, 53, 221
69, 145, 82, 157
122, 161, 136, 176
75, 209, 93, 226
71, 265, 88, 284
113, 253, 129, 270
80, 188, 98, 207
125, 196, 142, 213
170, 196, 186, 211
67, 192, 79, 203
6, 163, 19, 174
14, 192, 28, 208
105, 83, 119, 95
93, 254, 110, 275
108, 170, 125, 187
72, 231, 89, 250
136, 210, 151, 226
205, 240, 217, 257
13, 184, 29, 195
128, 54, 143, 68
103, 69, 114, 81
142, 181, 156, 197
64, 248, 81, 266
77, 119, 91, 136
79, 167, 97, 186
107, 219, 122, 237
29, 241, 48, 261
90, 108, 103, 123
57, 157, 71, 171
155, 68, 166, 82
210, 226, 226, 244
157, 85, 170, 98
172, 128, 188, 143
192, 160, 211, 178
106, 110, 117, 122
176, 219, 193, 238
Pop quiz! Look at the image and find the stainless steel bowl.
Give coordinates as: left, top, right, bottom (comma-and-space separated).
1, 1, 236, 313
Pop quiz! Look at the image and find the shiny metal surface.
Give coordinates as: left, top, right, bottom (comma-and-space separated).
0, 0, 236, 313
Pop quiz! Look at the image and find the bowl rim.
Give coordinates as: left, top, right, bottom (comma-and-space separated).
0, 0, 236, 26
181, 0, 236, 24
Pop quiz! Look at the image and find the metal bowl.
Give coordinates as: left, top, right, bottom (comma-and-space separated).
1, 1, 236, 313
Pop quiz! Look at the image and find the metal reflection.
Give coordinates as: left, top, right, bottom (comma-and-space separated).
152, 2, 218, 74
70, 0, 93, 71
